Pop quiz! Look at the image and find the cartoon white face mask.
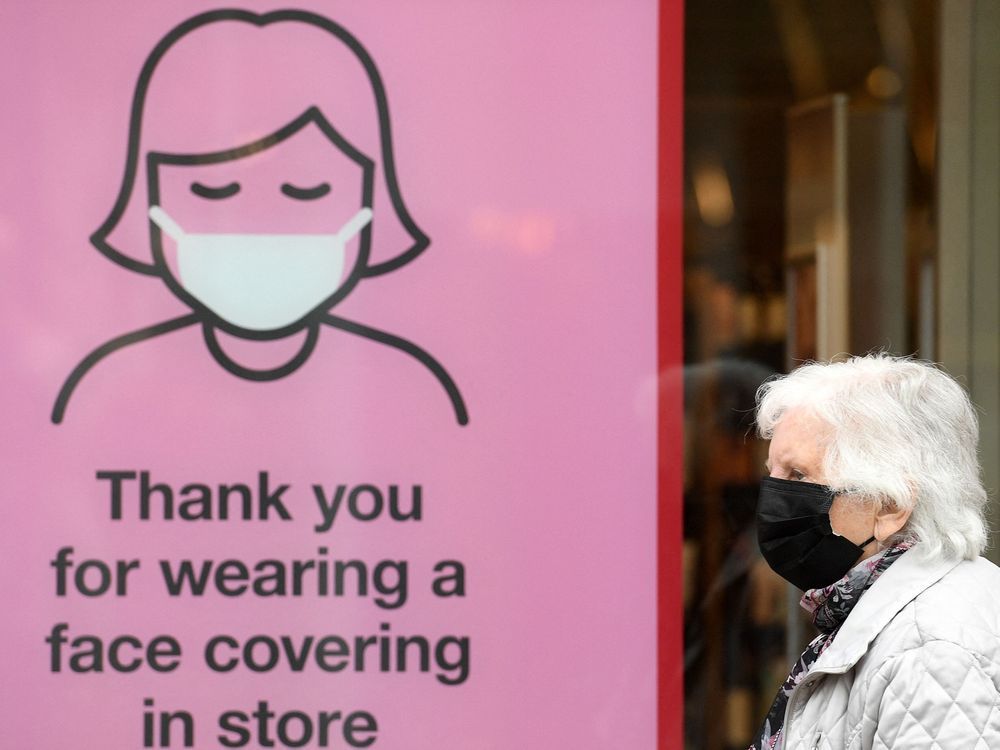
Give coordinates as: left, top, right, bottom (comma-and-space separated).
148, 205, 372, 331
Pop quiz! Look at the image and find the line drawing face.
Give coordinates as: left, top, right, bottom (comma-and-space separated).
53, 9, 468, 426
147, 108, 376, 337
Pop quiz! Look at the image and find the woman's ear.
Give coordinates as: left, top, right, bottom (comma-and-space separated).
874, 500, 912, 542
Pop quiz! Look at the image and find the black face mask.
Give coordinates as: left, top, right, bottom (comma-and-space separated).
757, 476, 875, 591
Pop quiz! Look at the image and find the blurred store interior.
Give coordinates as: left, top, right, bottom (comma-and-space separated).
680, 1, 999, 747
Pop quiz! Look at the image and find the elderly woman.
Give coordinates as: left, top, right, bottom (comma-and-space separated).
750, 354, 1000, 750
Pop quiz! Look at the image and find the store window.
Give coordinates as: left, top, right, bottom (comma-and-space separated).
682, 3, 947, 748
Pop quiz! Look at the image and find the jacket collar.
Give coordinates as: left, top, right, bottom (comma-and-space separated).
811, 549, 962, 674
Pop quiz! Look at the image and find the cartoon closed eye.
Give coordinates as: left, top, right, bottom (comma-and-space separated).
53, 9, 467, 426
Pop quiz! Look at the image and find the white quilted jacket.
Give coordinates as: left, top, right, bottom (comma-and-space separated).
781, 552, 1000, 749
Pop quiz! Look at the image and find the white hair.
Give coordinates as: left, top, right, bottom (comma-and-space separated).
756, 354, 988, 560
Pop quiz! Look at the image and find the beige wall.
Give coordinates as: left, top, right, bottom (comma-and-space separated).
938, 0, 1000, 560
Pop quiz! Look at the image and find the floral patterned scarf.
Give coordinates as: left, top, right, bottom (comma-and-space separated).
749, 542, 914, 750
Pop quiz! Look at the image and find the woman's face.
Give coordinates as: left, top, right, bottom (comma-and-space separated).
147, 111, 374, 336
768, 409, 879, 553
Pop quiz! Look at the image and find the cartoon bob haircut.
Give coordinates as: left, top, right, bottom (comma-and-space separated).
92, 8, 427, 278
54, 9, 468, 427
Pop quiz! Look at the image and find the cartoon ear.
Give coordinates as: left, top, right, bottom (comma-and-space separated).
358, 163, 430, 278
91, 198, 162, 277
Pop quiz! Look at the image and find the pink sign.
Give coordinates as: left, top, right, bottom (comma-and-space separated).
1, 2, 679, 747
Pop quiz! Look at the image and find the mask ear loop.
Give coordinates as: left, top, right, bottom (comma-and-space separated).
831, 488, 879, 551
148, 206, 186, 241
870, 496, 890, 552
336, 207, 373, 243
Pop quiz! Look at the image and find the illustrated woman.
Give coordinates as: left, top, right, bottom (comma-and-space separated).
53, 9, 467, 425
